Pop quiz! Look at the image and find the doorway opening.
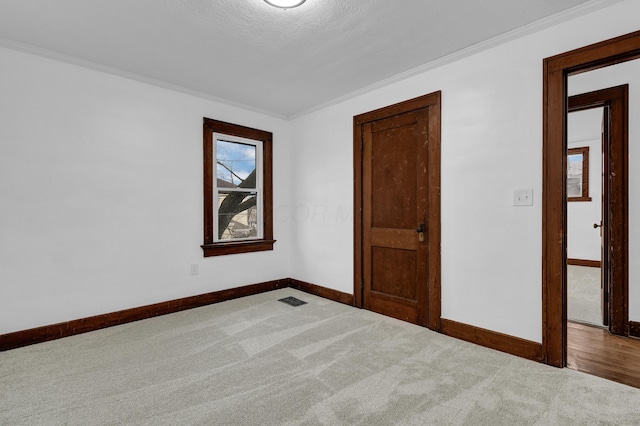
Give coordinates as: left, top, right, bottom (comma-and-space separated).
567, 105, 606, 329
566, 85, 628, 336
542, 30, 640, 368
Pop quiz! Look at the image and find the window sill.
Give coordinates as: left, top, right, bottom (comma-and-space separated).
201, 239, 276, 257
568, 196, 592, 202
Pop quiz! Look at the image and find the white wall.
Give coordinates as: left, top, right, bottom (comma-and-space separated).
567, 108, 603, 261
0, 46, 292, 334
289, 0, 640, 342
569, 59, 640, 322
2, 0, 639, 341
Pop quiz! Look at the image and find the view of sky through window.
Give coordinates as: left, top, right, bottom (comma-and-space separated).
216, 140, 256, 186
567, 153, 583, 176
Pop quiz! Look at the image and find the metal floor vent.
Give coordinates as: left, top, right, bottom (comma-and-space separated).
278, 296, 307, 307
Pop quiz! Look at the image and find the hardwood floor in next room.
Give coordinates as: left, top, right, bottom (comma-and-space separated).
567, 321, 640, 389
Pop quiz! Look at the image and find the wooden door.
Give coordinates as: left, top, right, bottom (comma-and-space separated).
354, 92, 441, 329
600, 107, 611, 327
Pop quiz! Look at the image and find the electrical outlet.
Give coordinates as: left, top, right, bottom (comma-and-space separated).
513, 189, 534, 206
190, 263, 199, 275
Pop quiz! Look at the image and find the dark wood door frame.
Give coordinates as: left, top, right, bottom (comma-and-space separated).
543, 30, 639, 367
354, 92, 442, 331
568, 85, 629, 335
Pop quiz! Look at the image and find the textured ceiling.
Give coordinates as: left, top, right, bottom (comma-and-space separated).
0, 0, 601, 117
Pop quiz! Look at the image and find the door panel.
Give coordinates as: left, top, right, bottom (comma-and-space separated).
362, 109, 429, 324
371, 247, 417, 299
371, 125, 418, 230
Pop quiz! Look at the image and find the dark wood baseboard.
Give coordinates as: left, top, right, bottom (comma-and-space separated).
440, 318, 544, 362
0, 278, 356, 352
630, 321, 640, 339
1, 278, 552, 365
290, 278, 354, 306
567, 258, 601, 268
0, 279, 289, 351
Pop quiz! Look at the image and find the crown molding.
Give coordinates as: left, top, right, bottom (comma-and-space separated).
289, 0, 623, 120
0, 37, 289, 121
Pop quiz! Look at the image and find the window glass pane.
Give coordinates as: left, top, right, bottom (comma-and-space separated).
216, 140, 256, 189
567, 153, 583, 198
567, 153, 583, 177
567, 177, 582, 198
217, 191, 258, 240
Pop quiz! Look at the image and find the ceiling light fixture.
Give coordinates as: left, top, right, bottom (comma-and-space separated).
264, 0, 306, 9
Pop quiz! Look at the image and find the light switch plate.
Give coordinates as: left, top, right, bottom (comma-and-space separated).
513, 189, 534, 206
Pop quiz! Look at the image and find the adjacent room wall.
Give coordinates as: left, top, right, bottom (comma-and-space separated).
289, 0, 640, 342
0, 46, 292, 334
567, 108, 603, 262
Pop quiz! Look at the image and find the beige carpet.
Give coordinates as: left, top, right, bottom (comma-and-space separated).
2, 288, 639, 425
567, 265, 603, 326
